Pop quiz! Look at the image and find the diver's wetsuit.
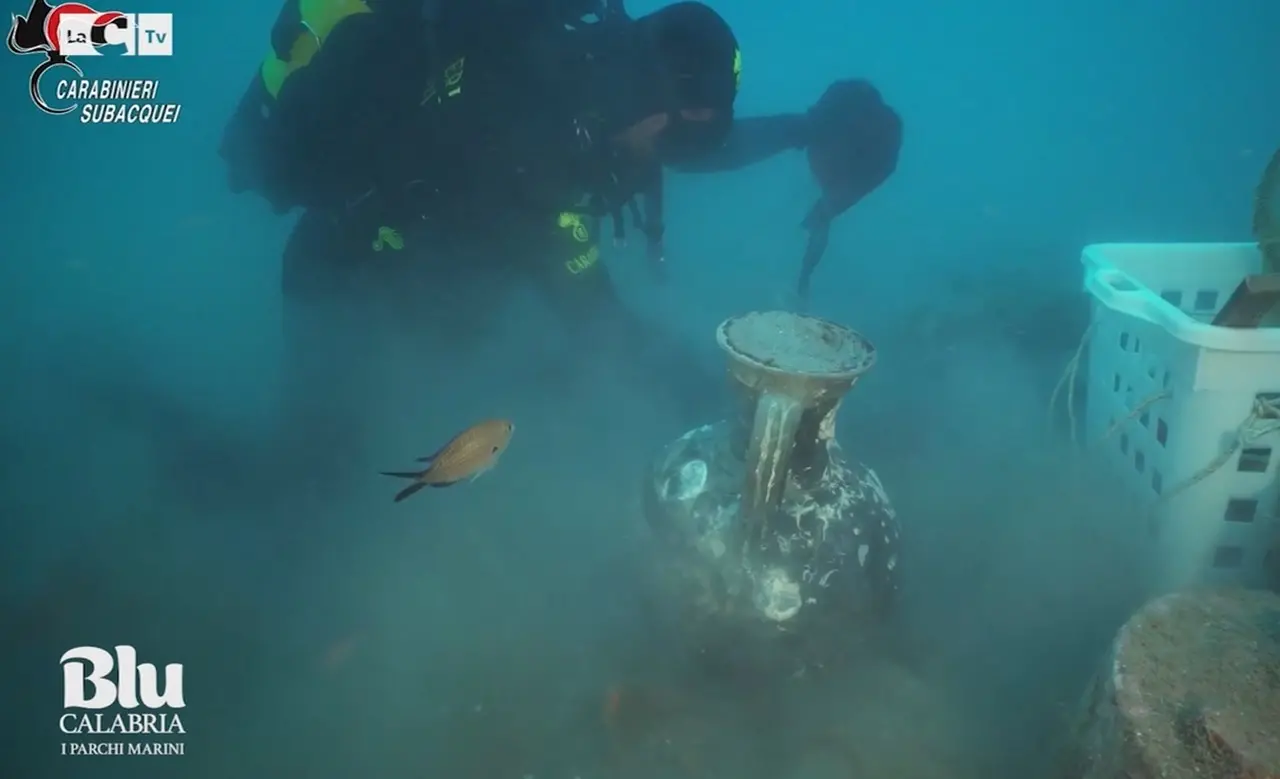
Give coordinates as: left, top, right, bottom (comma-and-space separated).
250, 2, 639, 317
220, 0, 902, 473
223, 0, 706, 469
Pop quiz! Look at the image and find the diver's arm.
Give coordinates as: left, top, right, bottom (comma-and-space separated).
672, 114, 809, 174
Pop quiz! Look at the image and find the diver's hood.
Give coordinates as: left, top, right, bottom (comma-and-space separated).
571, 2, 739, 163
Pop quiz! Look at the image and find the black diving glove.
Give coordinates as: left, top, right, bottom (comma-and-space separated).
799, 79, 903, 298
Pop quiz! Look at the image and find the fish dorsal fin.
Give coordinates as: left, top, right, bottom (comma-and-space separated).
416, 439, 452, 463
417, 428, 467, 463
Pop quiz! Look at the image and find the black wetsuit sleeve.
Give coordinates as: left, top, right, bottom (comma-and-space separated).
672, 114, 809, 173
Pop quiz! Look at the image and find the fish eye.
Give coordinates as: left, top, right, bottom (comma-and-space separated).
491, 446, 499, 453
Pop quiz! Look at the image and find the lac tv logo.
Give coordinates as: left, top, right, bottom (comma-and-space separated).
6, 0, 172, 113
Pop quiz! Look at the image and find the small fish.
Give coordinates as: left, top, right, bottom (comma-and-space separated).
380, 419, 514, 501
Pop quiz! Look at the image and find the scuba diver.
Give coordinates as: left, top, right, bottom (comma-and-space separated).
218, 0, 902, 482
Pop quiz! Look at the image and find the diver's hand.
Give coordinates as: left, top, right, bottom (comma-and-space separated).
804, 79, 902, 222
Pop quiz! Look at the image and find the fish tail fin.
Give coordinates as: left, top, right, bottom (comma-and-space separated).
393, 482, 428, 502
380, 471, 427, 502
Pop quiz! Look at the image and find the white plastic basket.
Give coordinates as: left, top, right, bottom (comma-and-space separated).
1081, 243, 1280, 591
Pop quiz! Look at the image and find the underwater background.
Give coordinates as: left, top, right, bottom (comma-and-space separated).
1, 0, 1277, 777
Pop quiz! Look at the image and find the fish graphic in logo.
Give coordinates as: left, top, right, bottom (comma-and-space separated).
6, 0, 128, 114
